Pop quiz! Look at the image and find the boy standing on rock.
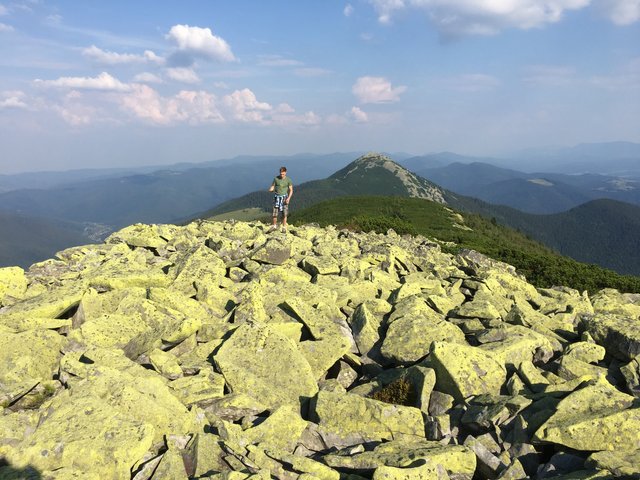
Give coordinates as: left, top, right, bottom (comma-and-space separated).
268, 166, 293, 233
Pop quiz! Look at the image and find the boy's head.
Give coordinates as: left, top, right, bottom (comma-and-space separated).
279, 166, 287, 176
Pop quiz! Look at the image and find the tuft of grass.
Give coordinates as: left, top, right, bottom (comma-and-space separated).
370, 378, 416, 407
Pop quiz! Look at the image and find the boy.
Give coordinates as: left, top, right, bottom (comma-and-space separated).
268, 166, 293, 232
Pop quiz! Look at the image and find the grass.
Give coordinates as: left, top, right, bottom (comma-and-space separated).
290, 195, 640, 294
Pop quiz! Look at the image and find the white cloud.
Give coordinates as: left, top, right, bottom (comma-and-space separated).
0, 22, 13, 32
276, 103, 295, 113
35, 72, 132, 92
133, 72, 163, 84
120, 84, 224, 125
0, 90, 28, 109
0, 4, 7, 15
222, 88, 272, 123
352, 76, 407, 103
344, 3, 355, 16
349, 106, 369, 122
82, 45, 164, 65
598, 0, 640, 24
523, 65, 576, 86
368, 0, 597, 35
213, 81, 229, 89
166, 24, 235, 63
590, 57, 640, 89
54, 105, 95, 126
258, 55, 303, 67
165, 67, 201, 84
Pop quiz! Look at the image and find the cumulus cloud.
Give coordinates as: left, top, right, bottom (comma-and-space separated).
0, 22, 13, 32
344, 3, 355, 16
35, 72, 132, 92
368, 0, 600, 35
133, 72, 163, 84
82, 45, 164, 65
598, 0, 640, 24
120, 84, 224, 125
349, 106, 369, 122
352, 76, 407, 103
0, 90, 28, 109
222, 88, 272, 123
165, 67, 201, 84
166, 24, 235, 64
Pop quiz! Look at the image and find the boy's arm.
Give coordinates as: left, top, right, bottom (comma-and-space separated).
268, 179, 275, 192
286, 184, 293, 203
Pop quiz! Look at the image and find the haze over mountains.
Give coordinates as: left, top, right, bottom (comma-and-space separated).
1, 142, 639, 274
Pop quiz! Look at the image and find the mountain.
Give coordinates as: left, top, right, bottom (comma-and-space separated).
196, 152, 448, 220
414, 161, 640, 214
0, 211, 91, 268
496, 199, 640, 276
503, 141, 640, 175
2, 220, 638, 478
199, 153, 640, 277
0, 153, 357, 229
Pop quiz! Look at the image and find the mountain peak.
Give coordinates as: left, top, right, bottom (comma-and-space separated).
331, 152, 447, 204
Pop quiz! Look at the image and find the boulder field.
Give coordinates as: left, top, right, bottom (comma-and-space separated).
1, 220, 639, 479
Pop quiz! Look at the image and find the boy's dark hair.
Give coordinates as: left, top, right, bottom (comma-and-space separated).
280, 166, 287, 172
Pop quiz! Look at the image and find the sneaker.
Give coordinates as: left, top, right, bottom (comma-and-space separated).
281, 226, 287, 234
268, 225, 277, 233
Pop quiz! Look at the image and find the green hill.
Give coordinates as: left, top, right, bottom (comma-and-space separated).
194, 153, 447, 220
290, 196, 640, 294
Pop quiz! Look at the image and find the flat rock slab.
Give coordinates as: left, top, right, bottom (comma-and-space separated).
214, 322, 318, 408
313, 390, 426, 448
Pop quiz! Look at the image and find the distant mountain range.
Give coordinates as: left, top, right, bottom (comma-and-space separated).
410, 161, 640, 214
1, 141, 639, 272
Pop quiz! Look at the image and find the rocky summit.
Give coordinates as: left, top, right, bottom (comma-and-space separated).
1, 220, 640, 479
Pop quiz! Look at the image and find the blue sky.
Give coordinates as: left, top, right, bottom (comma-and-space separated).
0, 0, 638, 173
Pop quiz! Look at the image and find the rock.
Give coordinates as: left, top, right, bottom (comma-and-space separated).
0, 266, 28, 305
170, 245, 227, 296
300, 255, 341, 276
564, 341, 606, 364
620, 353, 640, 396
372, 462, 450, 480
1, 282, 86, 319
312, 390, 426, 448
587, 449, 640, 477
348, 302, 382, 357
153, 446, 189, 479
214, 322, 318, 408
324, 440, 476, 480
0, 395, 154, 478
251, 238, 291, 265
580, 313, 640, 361
534, 380, 640, 451
381, 299, 466, 364
478, 325, 555, 368
430, 341, 507, 401
169, 368, 225, 407
149, 348, 183, 379
0, 329, 66, 407
463, 435, 507, 479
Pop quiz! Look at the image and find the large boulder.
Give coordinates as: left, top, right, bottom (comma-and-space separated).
312, 390, 426, 448
535, 380, 640, 451
430, 341, 507, 401
214, 322, 318, 408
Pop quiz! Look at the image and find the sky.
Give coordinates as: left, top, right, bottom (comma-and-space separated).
0, 0, 639, 174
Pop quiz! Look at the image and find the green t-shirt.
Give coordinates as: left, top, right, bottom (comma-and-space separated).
272, 175, 293, 195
